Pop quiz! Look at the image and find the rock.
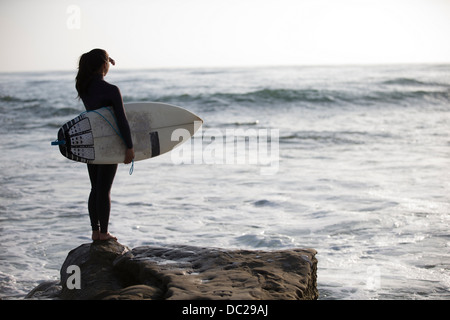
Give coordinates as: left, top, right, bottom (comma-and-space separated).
59, 240, 130, 299
24, 280, 61, 299
27, 240, 318, 300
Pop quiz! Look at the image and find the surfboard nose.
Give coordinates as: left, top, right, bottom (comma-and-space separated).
194, 115, 203, 124
193, 115, 203, 134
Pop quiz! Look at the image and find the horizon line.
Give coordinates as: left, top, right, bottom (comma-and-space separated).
1, 61, 450, 74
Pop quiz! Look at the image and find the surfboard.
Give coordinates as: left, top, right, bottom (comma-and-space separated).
52, 102, 203, 164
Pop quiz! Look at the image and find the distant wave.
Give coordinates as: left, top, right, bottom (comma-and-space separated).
124, 88, 343, 106
280, 130, 367, 146
381, 78, 447, 87
279, 130, 397, 146
3, 86, 449, 127
0, 95, 39, 103
149, 87, 450, 109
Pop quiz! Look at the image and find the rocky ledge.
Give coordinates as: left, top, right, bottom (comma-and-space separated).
26, 240, 318, 300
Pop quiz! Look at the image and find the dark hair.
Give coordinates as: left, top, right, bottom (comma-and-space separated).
75, 48, 108, 98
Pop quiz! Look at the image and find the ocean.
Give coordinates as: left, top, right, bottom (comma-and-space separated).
0, 64, 449, 299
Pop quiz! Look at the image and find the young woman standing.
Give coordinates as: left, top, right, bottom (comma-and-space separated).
75, 48, 134, 241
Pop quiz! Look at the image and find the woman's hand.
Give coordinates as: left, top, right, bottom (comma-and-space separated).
124, 148, 135, 164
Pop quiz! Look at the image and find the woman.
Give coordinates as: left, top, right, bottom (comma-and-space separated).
75, 48, 134, 241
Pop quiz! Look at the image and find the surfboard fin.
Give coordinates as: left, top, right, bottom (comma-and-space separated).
51, 139, 66, 146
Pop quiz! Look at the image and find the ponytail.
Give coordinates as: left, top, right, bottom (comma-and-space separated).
75, 49, 108, 98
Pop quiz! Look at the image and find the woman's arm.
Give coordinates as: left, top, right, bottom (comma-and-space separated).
124, 147, 135, 164
110, 85, 134, 163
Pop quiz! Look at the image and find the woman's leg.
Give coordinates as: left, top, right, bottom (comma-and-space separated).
96, 164, 117, 234
87, 164, 100, 233
87, 163, 118, 240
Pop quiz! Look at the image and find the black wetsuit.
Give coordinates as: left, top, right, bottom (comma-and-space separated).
80, 74, 133, 233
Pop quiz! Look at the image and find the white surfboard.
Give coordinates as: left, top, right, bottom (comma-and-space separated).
52, 102, 203, 164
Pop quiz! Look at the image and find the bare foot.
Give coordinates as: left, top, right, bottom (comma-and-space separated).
92, 230, 100, 241
99, 232, 117, 241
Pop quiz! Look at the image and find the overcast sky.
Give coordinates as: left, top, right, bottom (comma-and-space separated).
1, 0, 450, 72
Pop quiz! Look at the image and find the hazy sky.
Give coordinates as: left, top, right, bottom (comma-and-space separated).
1, 0, 450, 72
